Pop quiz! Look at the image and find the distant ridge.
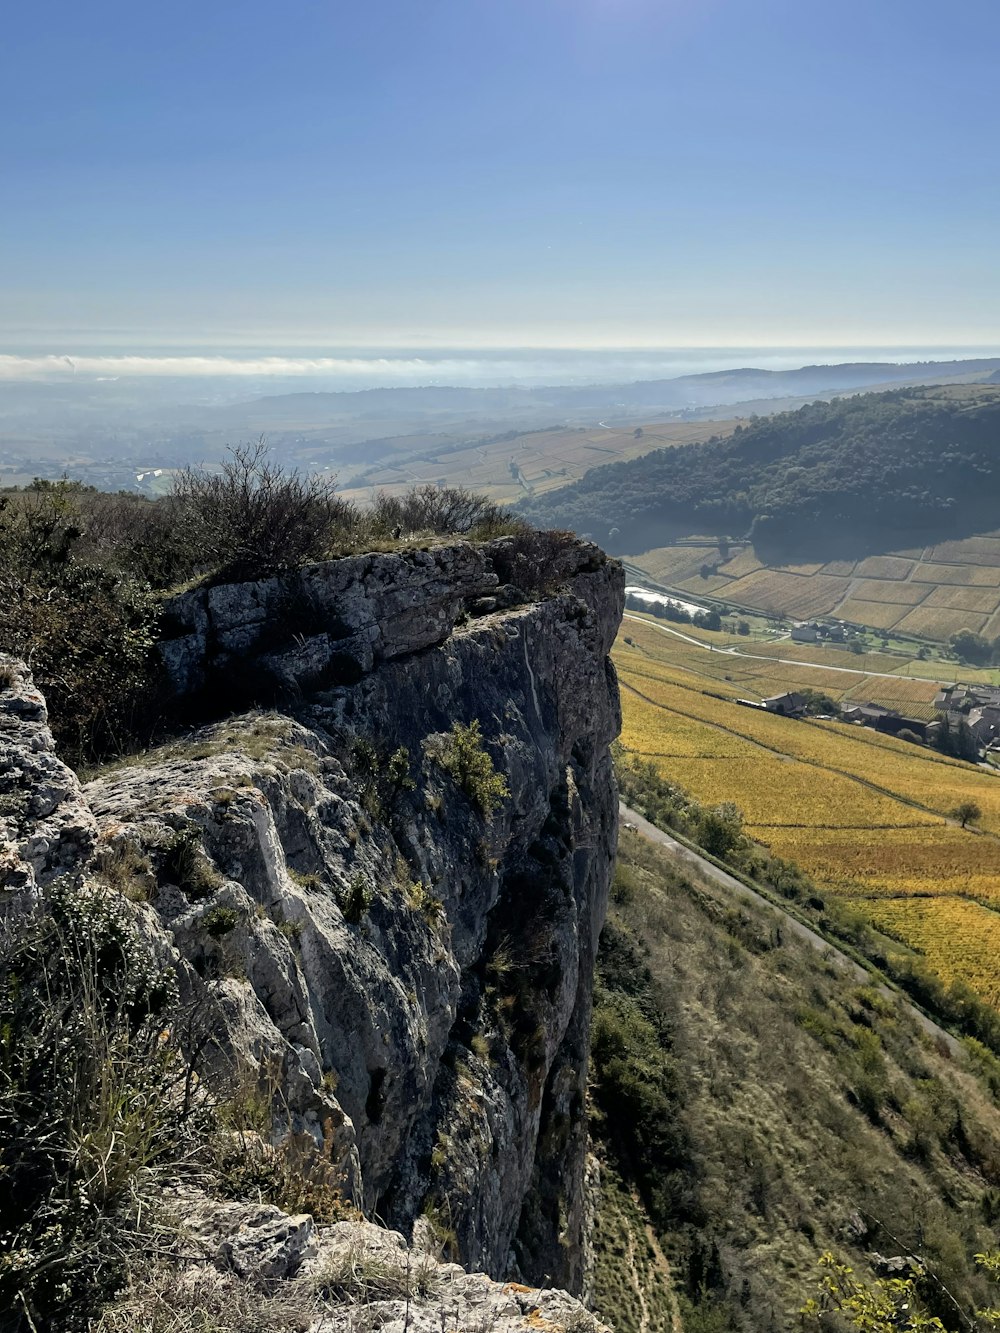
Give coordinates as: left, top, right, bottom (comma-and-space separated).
217, 357, 1000, 423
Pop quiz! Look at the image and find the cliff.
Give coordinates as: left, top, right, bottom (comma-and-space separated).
0, 531, 623, 1320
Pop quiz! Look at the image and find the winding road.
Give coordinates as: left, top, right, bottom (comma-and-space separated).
620, 801, 961, 1054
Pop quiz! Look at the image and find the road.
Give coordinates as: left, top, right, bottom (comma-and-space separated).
619, 801, 961, 1053
622, 612, 951, 685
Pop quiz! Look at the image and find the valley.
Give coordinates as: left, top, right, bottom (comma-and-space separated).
614, 614, 1000, 1004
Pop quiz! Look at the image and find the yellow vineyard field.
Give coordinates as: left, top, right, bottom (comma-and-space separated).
756, 826, 1000, 903
615, 623, 1000, 1003
860, 899, 1000, 1007
923, 585, 1000, 611
895, 605, 990, 639
722, 570, 852, 618
852, 579, 926, 604
854, 556, 917, 580
929, 537, 1000, 565
914, 562, 1000, 587
834, 599, 907, 630
658, 754, 938, 829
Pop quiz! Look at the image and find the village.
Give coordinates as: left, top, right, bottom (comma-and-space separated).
750, 681, 1000, 763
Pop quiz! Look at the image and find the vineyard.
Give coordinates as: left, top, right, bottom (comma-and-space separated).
615, 617, 1000, 1002
627, 527, 1000, 644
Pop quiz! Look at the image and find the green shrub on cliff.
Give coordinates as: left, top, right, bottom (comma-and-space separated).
430, 719, 509, 818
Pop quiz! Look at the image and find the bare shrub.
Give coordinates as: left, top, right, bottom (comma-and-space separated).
171, 442, 356, 581
370, 484, 524, 540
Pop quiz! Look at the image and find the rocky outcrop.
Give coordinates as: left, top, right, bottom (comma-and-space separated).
1, 533, 623, 1302
161, 1192, 611, 1332
0, 656, 97, 907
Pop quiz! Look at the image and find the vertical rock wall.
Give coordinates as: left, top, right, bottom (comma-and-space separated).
2, 535, 623, 1290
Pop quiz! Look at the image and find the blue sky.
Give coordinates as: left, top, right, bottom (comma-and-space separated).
3, 0, 999, 353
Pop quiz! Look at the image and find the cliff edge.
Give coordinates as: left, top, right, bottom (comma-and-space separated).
1, 530, 623, 1312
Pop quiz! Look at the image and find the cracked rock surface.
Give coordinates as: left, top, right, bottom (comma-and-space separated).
1, 535, 623, 1306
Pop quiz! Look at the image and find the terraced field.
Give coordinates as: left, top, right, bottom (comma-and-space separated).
616, 617, 1000, 1003
627, 530, 1000, 644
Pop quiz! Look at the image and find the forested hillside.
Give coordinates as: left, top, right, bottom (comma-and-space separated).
519, 388, 1000, 562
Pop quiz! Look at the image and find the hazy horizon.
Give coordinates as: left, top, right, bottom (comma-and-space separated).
2, 345, 999, 397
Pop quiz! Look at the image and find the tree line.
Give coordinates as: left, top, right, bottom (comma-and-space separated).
519, 388, 1000, 562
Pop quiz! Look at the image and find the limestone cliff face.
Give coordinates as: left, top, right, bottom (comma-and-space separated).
1, 533, 623, 1295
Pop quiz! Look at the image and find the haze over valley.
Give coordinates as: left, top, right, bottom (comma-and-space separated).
6, 0, 1000, 1330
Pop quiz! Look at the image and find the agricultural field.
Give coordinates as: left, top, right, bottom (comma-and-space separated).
862, 898, 1000, 1006
626, 528, 1000, 647
615, 616, 1000, 1002
340, 418, 735, 506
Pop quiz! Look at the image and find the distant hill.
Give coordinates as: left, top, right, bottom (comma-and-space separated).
196, 357, 1000, 427
519, 386, 1000, 562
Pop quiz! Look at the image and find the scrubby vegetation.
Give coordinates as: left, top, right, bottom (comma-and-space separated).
0, 876, 367, 1332
520, 387, 1000, 561
590, 831, 1000, 1333
428, 719, 510, 818
0, 455, 526, 765
0, 881, 188, 1329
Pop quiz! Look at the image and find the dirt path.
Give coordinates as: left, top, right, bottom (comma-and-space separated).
642, 1217, 684, 1333
620, 802, 962, 1055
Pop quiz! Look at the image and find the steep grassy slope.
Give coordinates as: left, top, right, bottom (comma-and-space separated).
590, 831, 1000, 1333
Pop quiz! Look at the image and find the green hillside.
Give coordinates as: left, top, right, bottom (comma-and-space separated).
590, 829, 1000, 1333
520, 386, 1000, 563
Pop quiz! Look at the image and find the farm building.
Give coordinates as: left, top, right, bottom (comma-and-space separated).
762, 691, 808, 716
935, 684, 1000, 713
842, 702, 932, 741
791, 622, 822, 644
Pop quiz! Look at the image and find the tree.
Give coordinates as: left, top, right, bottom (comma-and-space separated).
953, 799, 983, 829
698, 803, 743, 859
950, 628, 993, 666
803, 1248, 1000, 1331
737, 620, 751, 636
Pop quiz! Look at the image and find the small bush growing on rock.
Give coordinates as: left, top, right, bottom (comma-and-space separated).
202, 905, 239, 938
212, 1066, 351, 1225
429, 719, 509, 819
352, 739, 416, 820
157, 827, 223, 900
341, 873, 373, 924
94, 839, 155, 903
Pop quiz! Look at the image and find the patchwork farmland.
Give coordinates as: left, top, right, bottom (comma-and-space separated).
615, 616, 1000, 1003
628, 531, 1000, 643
